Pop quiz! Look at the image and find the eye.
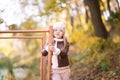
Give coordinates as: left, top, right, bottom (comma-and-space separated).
54, 29, 57, 31
54, 29, 63, 32
59, 30, 63, 32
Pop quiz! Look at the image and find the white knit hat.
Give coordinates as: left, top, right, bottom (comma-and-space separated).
53, 22, 66, 32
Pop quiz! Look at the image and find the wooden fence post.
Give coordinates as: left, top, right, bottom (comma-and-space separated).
41, 33, 46, 80
48, 26, 53, 80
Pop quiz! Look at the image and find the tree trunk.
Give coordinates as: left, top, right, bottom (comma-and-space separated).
84, 0, 108, 39
107, 0, 111, 12
116, 0, 120, 10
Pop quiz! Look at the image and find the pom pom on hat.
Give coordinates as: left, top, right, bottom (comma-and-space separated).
53, 22, 66, 32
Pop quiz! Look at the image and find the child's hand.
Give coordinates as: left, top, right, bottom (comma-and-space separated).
48, 45, 55, 52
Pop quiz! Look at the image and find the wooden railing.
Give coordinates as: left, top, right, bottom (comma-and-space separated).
0, 26, 53, 80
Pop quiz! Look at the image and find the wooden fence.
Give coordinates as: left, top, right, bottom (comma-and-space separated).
0, 26, 53, 80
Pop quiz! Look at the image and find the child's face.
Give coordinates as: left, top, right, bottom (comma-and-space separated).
54, 29, 64, 39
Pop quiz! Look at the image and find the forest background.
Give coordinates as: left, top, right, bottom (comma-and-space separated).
0, 0, 120, 80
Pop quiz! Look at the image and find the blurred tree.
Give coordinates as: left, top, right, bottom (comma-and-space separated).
107, 0, 111, 12
8, 24, 18, 30
43, 0, 109, 39
0, 18, 4, 24
116, 0, 120, 10
84, 0, 108, 39
20, 17, 37, 29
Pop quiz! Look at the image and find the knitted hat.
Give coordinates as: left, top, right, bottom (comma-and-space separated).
53, 22, 66, 32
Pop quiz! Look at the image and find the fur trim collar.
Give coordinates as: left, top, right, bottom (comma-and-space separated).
54, 38, 64, 42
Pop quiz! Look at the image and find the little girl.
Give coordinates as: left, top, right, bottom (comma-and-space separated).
41, 22, 70, 80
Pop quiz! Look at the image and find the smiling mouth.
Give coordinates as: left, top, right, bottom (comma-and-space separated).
56, 34, 59, 36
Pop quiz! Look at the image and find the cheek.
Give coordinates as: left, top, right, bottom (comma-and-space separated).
60, 32, 64, 37
58, 32, 64, 38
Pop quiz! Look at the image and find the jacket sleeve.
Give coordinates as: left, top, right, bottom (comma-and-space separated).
41, 44, 48, 56
60, 42, 69, 56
